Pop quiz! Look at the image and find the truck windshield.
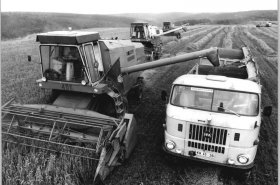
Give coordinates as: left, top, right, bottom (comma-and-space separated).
171, 85, 259, 116
40, 45, 85, 82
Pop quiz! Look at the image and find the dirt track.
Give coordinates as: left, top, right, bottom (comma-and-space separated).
105, 25, 278, 185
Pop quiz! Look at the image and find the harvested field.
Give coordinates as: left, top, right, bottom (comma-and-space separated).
2, 25, 278, 185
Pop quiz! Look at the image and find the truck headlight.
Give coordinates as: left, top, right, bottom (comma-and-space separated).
237, 154, 249, 164
166, 140, 176, 150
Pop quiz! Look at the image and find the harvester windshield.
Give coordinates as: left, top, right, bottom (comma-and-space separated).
130, 23, 148, 39
171, 86, 259, 116
40, 45, 100, 83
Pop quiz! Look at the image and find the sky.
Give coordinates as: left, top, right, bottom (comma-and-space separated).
1, 0, 278, 14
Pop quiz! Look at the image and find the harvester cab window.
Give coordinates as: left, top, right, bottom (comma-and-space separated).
131, 25, 146, 39
83, 43, 101, 83
40, 45, 85, 82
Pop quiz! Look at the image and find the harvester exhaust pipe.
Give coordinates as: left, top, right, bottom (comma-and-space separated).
121, 47, 244, 74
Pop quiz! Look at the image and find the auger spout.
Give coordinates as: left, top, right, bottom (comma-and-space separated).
121, 47, 244, 75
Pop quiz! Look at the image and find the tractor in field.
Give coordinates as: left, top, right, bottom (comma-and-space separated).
130, 22, 187, 60
2, 30, 269, 184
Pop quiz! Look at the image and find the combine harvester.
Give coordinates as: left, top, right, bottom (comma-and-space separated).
2, 30, 270, 183
130, 22, 187, 60
162, 21, 189, 39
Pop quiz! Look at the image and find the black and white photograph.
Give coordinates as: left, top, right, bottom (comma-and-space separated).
1, 0, 278, 184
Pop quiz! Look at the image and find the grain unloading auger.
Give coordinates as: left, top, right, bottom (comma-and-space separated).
2, 30, 252, 184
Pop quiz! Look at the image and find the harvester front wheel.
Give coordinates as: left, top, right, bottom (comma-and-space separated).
176, 33, 182, 39
91, 94, 117, 118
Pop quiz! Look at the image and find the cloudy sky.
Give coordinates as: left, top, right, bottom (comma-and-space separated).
1, 0, 278, 14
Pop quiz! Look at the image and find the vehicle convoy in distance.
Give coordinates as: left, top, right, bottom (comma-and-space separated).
161, 47, 272, 170
2, 30, 269, 184
256, 21, 272, 27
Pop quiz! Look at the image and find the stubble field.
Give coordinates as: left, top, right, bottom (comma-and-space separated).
1, 25, 278, 185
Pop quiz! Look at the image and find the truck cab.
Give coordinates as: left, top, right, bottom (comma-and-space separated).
163, 55, 272, 169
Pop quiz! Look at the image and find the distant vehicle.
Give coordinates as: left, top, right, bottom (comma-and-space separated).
130, 22, 163, 60
256, 21, 272, 27
162, 21, 188, 39
130, 22, 188, 60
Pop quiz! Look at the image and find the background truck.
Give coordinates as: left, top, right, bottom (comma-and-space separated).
161, 47, 272, 172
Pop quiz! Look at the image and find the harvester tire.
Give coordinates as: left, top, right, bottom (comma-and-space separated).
176, 33, 182, 39
91, 94, 117, 118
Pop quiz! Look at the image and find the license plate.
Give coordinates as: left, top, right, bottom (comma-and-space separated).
196, 151, 215, 158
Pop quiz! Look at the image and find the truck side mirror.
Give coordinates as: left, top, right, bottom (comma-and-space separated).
263, 106, 272, 117
28, 55, 31, 62
161, 90, 167, 101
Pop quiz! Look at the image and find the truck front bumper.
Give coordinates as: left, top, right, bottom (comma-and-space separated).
162, 144, 254, 170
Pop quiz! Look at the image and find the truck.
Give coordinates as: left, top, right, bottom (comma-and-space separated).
160, 47, 272, 172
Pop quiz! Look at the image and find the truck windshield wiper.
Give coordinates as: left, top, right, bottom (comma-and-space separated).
216, 106, 241, 117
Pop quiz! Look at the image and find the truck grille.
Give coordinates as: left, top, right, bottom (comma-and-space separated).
188, 141, 225, 154
189, 123, 228, 145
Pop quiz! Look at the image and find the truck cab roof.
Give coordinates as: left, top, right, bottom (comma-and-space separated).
36, 31, 101, 45
173, 74, 261, 94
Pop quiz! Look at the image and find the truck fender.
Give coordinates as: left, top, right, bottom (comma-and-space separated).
123, 113, 138, 159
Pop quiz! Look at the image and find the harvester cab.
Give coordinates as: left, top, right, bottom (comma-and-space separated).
162, 22, 174, 32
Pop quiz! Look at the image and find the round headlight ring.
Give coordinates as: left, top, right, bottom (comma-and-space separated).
166, 140, 176, 150
237, 154, 249, 164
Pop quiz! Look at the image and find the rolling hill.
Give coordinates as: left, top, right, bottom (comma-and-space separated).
1, 10, 277, 40
1, 12, 135, 40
